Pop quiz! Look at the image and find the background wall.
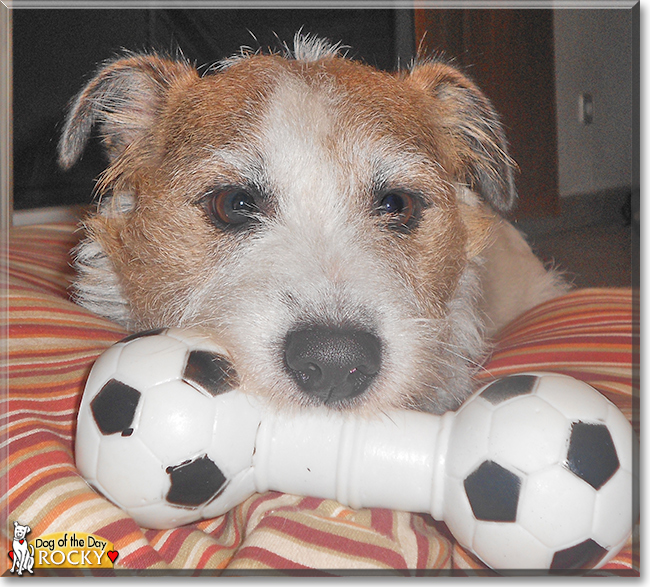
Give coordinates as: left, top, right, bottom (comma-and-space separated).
553, 9, 633, 198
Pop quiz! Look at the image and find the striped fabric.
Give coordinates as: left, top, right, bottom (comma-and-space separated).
477, 288, 639, 432
1, 223, 639, 576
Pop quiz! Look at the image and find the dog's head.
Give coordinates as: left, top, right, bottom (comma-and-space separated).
13, 522, 30, 540
59, 34, 515, 413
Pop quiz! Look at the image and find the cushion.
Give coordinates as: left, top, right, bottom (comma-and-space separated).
2, 222, 639, 575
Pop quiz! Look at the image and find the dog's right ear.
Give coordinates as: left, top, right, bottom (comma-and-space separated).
405, 60, 517, 214
58, 53, 197, 170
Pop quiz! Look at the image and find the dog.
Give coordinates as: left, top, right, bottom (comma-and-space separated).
58, 34, 567, 414
10, 521, 35, 575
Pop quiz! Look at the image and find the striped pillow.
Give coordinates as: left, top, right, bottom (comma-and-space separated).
2, 223, 638, 575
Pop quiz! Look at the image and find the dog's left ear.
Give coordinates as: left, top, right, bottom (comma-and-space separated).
405, 61, 517, 214
58, 53, 197, 171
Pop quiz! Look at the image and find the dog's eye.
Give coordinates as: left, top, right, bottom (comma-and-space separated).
377, 191, 419, 230
202, 188, 259, 227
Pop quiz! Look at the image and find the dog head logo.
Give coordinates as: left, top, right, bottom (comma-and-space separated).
9, 521, 35, 576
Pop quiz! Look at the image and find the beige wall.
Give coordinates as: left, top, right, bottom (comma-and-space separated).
553, 9, 634, 198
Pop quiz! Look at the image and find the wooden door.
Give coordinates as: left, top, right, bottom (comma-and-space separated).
415, 9, 560, 220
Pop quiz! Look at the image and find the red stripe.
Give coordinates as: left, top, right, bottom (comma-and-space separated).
257, 515, 407, 568
153, 527, 193, 563
196, 542, 226, 569
9, 323, 125, 340
232, 545, 327, 572
370, 508, 394, 539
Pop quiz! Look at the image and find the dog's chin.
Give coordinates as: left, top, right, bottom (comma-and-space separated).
283, 385, 379, 414
230, 361, 362, 414
244, 377, 394, 417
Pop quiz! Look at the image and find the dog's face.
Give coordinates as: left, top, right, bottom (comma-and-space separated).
59, 36, 515, 414
13, 522, 30, 541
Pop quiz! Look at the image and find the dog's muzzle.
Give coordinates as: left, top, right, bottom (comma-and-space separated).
284, 326, 382, 405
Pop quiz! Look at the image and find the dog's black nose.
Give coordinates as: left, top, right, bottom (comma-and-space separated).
284, 327, 382, 404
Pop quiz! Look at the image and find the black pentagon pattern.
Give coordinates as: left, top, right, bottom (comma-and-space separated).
118, 328, 167, 344
479, 375, 538, 405
165, 455, 227, 507
90, 379, 141, 435
565, 422, 620, 489
183, 350, 239, 397
550, 539, 608, 570
464, 461, 522, 522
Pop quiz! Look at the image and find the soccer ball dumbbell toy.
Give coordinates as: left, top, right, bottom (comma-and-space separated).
76, 328, 638, 571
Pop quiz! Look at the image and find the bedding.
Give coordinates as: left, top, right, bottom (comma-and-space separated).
1, 222, 639, 575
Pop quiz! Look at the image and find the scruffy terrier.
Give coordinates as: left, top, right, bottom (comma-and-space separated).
58, 34, 566, 414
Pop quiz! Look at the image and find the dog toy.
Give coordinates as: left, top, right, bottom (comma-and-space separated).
76, 327, 637, 571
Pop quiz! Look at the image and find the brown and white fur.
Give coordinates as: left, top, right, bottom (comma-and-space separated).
58, 34, 567, 414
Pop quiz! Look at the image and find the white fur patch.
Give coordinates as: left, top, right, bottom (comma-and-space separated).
211, 32, 344, 73
72, 236, 134, 327
169, 74, 488, 412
